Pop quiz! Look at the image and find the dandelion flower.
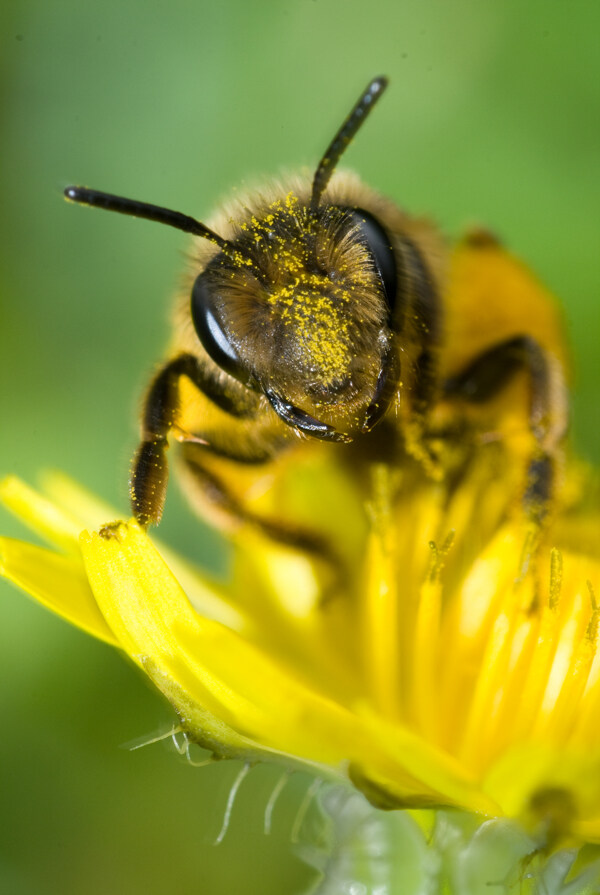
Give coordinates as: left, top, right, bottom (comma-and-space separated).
1, 449, 599, 861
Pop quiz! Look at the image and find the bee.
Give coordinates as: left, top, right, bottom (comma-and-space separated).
65, 77, 568, 563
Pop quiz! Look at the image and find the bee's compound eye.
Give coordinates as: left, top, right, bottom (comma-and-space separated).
349, 208, 398, 314
191, 273, 250, 385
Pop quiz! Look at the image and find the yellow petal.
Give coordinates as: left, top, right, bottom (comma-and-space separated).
79, 522, 364, 763
40, 470, 122, 529
0, 536, 117, 646
141, 659, 300, 764
45, 471, 248, 632
356, 708, 500, 816
0, 476, 82, 553
232, 531, 360, 702
79, 520, 501, 813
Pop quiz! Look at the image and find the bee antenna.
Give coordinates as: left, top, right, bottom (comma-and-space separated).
310, 76, 389, 212
64, 186, 236, 257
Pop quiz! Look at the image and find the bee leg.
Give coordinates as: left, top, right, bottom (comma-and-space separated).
131, 353, 257, 526
443, 336, 568, 523
404, 348, 444, 478
395, 236, 443, 476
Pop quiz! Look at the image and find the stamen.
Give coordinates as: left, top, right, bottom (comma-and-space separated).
410, 536, 454, 741
516, 528, 539, 583
363, 465, 400, 718
508, 579, 562, 744
588, 580, 598, 612
457, 563, 538, 769
549, 548, 563, 609
586, 585, 599, 643
525, 568, 599, 745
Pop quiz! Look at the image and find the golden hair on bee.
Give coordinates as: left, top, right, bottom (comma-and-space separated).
64, 76, 568, 562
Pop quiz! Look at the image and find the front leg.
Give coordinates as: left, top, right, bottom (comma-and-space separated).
130, 354, 257, 526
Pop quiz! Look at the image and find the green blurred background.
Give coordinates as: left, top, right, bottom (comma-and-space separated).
0, 1, 598, 892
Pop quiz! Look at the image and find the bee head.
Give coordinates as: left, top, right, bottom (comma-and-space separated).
64, 77, 394, 441
191, 193, 399, 441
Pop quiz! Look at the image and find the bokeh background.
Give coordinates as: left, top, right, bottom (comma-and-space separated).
1, 1, 598, 893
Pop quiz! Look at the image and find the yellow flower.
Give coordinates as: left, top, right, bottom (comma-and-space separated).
1, 455, 599, 847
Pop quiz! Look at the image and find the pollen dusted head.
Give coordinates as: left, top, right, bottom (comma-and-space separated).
191, 192, 391, 434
